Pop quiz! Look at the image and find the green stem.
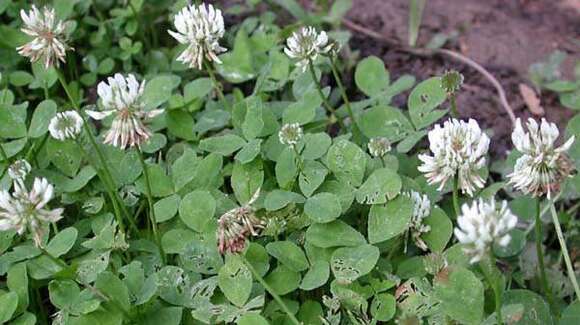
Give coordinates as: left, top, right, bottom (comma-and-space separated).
56, 71, 78, 108
242, 256, 300, 325
34, 287, 48, 325
0, 143, 8, 163
534, 199, 554, 310
57, 71, 135, 233
480, 256, 503, 325
549, 201, 580, 300
75, 139, 127, 233
452, 175, 460, 218
136, 147, 166, 264
43, 84, 49, 100
291, 144, 304, 173
38, 247, 133, 320
204, 60, 230, 111
25, 134, 49, 167
0, 142, 10, 181
308, 59, 345, 130
38, 246, 68, 269
450, 94, 458, 118
329, 57, 357, 128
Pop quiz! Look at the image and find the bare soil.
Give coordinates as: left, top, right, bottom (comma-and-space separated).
345, 0, 580, 156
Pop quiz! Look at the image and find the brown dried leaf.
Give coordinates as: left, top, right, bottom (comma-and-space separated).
519, 83, 544, 116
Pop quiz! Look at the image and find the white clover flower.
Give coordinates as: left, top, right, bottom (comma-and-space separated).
508, 118, 575, 199
8, 159, 31, 185
0, 177, 64, 247
454, 199, 517, 263
368, 137, 391, 158
168, 3, 227, 69
217, 189, 263, 254
48, 110, 83, 141
17, 5, 71, 68
404, 191, 431, 251
418, 118, 490, 197
279, 123, 303, 146
87, 74, 163, 150
284, 26, 333, 72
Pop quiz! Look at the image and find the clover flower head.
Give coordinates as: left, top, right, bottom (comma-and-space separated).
508, 118, 575, 199
284, 26, 333, 72
441, 70, 464, 95
87, 74, 163, 150
279, 123, 303, 146
454, 199, 517, 263
48, 110, 83, 141
8, 159, 31, 185
368, 137, 391, 158
168, 3, 227, 69
404, 191, 431, 251
17, 5, 71, 68
418, 118, 490, 197
217, 189, 264, 254
0, 177, 64, 247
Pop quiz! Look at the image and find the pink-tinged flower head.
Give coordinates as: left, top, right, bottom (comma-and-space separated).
284, 26, 333, 72
0, 177, 64, 247
418, 118, 490, 196
17, 5, 71, 68
168, 3, 227, 69
508, 118, 575, 198
87, 73, 163, 150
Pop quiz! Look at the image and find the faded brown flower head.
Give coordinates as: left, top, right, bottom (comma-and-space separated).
217, 189, 264, 254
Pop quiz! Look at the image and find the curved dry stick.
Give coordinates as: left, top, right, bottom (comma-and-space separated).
438, 49, 516, 124
342, 18, 516, 125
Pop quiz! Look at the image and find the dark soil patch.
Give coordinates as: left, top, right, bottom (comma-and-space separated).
345, 0, 579, 156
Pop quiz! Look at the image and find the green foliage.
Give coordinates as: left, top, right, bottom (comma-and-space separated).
0, 1, 577, 324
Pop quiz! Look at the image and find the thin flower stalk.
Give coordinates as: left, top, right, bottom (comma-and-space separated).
329, 56, 357, 129
137, 148, 166, 264
242, 255, 301, 325
452, 175, 460, 218
308, 59, 345, 129
549, 202, 580, 300
204, 60, 230, 110
534, 199, 554, 313
74, 138, 130, 234
0, 142, 10, 180
38, 247, 133, 320
479, 256, 503, 325
56, 71, 133, 232
441, 70, 464, 118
